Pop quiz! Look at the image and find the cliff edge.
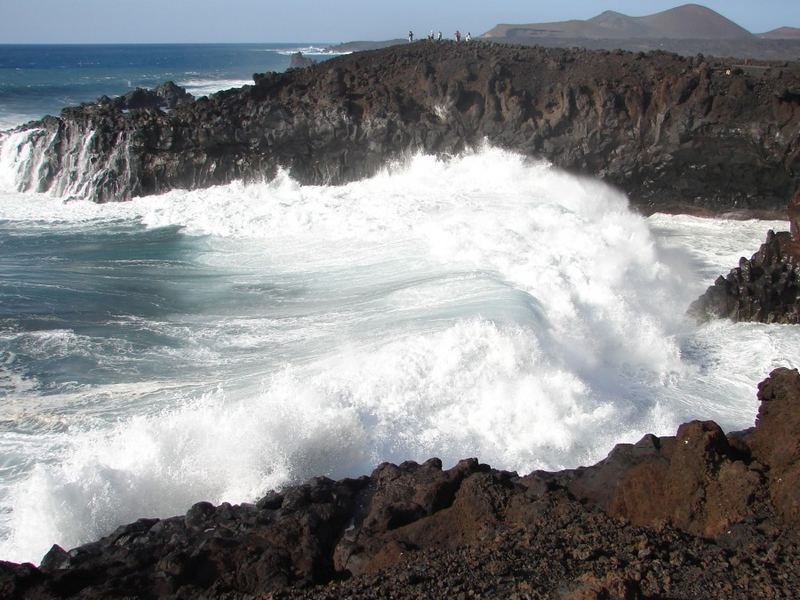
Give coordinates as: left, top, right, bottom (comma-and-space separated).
2, 42, 799, 212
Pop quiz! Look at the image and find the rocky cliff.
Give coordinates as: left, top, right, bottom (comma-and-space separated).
2, 42, 799, 211
2, 368, 800, 599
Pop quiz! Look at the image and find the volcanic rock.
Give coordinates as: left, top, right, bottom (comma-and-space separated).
689, 229, 800, 323
790, 190, 800, 242
6, 42, 800, 209
113, 81, 193, 111
288, 52, 316, 69
2, 368, 800, 598
750, 368, 800, 526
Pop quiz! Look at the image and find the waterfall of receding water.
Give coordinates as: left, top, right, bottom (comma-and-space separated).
0, 124, 134, 201
0, 128, 46, 192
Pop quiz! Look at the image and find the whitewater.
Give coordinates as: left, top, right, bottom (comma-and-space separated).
0, 143, 797, 564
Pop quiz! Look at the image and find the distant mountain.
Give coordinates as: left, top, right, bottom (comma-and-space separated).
484, 4, 753, 41
481, 4, 800, 60
759, 27, 800, 40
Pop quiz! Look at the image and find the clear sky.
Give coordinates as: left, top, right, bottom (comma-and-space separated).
0, 1, 798, 44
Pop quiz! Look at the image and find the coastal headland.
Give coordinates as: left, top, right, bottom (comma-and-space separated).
5, 41, 799, 213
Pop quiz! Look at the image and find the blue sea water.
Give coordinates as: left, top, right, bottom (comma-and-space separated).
0, 44, 798, 565
0, 43, 338, 130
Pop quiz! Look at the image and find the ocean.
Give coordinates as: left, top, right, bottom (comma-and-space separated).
0, 43, 341, 130
0, 44, 798, 565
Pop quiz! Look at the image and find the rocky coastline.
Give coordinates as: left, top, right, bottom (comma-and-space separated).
3, 42, 800, 599
2, 368, 800, 598
3, 41, 799, 211
690, 192, 800, 323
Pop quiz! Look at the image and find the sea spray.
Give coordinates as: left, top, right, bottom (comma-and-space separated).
0, 148, 796, 564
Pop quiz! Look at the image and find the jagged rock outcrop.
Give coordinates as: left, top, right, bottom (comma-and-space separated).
2, 368, 800, 599
556, 421, 766, 538
790, 189, 800, 240
2, 42, 799, 209
113, 82, 194, 111
690, 189, 800, 323
288, 52, 316, 69
689, 228, 800, 323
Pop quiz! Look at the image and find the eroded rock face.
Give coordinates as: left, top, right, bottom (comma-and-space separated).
2, 369, 800, 598
689, 229, 800, 323
751, 369, 800, 526
5, 42, 800, 208
288, 52, 316, 69
113, 81, 193, 111
789, 190, 800, 245
564, 421, 765, 538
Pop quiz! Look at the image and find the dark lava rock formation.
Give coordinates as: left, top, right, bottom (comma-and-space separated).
2, 368, 800, 599
288, 52, 316, 69
690, 191, 800, 323
113, 81, 194, 112
5, 42, 800, 210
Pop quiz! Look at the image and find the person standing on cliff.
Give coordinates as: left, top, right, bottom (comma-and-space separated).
455, 30, 461, 42
437, 31, 442, 41
466, 32, 472, 42
408, 31, 414, 43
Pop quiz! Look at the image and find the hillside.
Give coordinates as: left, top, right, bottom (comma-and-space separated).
760, 27, 800, 40
484, 4, 753, 41
481, 4, 800, 60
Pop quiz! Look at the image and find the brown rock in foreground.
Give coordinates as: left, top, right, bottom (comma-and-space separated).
2, 369, 800, 598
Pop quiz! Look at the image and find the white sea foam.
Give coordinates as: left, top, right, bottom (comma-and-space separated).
0, 147, 797, 564
648, 213, 788, 284
0, 127, 67, 196
0, 129, 38, 192
269, 46, 351, 56
178, 78, 253, 97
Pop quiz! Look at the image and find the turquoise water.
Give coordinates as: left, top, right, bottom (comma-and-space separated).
0, 221, 204, 391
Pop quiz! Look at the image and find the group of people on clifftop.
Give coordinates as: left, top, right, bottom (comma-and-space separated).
408, 30, 472, 43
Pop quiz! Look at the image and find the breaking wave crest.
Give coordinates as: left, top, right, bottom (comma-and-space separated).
0, 147, 796, 564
